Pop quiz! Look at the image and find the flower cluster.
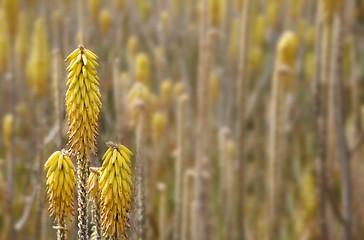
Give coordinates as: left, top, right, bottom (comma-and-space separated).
64, 46, 101, 157
99, 142, 133, 238
44, 150, 76, 221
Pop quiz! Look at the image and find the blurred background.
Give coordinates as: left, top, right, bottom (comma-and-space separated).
0, 0, 364, 239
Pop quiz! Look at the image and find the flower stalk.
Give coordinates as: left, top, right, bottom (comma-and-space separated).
64, 45, 101, 240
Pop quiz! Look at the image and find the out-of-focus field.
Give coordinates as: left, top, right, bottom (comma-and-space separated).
0, 0, 364, 239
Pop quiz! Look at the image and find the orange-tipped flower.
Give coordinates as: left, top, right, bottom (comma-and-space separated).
64, 46, 101, 157
99, 142, 133, 238
44, 150, 76, 221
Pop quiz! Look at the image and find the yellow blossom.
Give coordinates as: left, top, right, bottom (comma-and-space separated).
44, 150, 76, 221
99, 142, 133, 238
65, 46, 101, 157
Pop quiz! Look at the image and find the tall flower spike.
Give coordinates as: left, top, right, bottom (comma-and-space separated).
26, 17, 50, 99
44, 150, 76, 222
99, 142, 133, 238
135, 53, 150, 85
2, 0, 19, 39
0, 10, 9, 73
127, 82, 153, 126
65, 46, 101, 157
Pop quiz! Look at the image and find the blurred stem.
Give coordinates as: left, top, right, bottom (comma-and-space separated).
174, 96, 187, 240
133, 104, 147, 240
314, 2, 327, 239
6, 121, 15, 240
53, 49, 62, 148
267, 59, 285, 240
127, 0, 154, 53
331, 12, 352, 240
157, 183, 166, 240
6, 35, 16, 240
194, 0, 214, 239
181, 170, 194, 240
218, 128, 232, 240
236, 0, 251, 239
112, 58, 123, 142
34, 101, 46, 240
62, 0, 70, 53
78, 0, 85, 44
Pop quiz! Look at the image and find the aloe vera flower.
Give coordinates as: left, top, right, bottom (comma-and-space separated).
44, 150, 76, 221
99, 142, 133, 238
64, 46, 101, 157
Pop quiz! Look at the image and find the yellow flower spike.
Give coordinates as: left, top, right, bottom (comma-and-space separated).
209, 72, 220, 105
136, 0, 151, 20
15, 12, 29, 68
127, 82, 153, 126
290, 0, 302, 21
99, 9, 111, 36
208, 0, 225, 27
135, 53, 150, 85
322, 0, 341, 23
88, 0, 100, 21
297, 19, 307, 43
152, 112, 167, 142
277, 32, 298, 69
0, 16, 9, 73
44, 150, 76, 222
2, 113, 13, 149
159, 11, 170, 32
127, 36, 139, 61
26, 17, 50, 98
173, 81, 186, 99
253, 15, 266, 46
99, 141, 133, 238
2, 0, 19, 39
65, 46, 101, 158
305, 26, 315, 48
160, 79, 172, 105
276, 31, 298, 91
228, 17, 239, 61
153, 46, 165, 70
267, 0, 280, 28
